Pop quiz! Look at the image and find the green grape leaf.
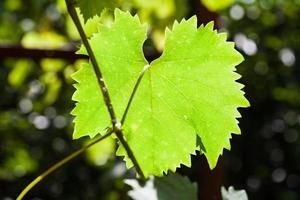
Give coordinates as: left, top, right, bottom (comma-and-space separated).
201, 0, 234, 11
125, 173, 197, 200
77, 0, 118, 22
72, 9, 249, 176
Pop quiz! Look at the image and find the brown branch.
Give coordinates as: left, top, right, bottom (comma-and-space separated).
0, 45, 160, 62
0, 45, 88, 61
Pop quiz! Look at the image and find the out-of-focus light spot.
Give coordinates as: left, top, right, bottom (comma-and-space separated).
230, 5, 245, 20
242, 38, 257, 56
254, 61, 269, 75
259, 0, 273, 10
270, 148, 284, 163
272, 168, 287, 183
20, 19, 35, 32
284, 129, 298, 143
247, 177, 261, 191
271, 119, 285, 133
286, 174, 300, 188
234, 33, 257, 56
52, 137, 66, 152
46, 4, 61, 21
33, 115, 50, 130
3, 197, 13, 200
112, 163, 126, 177
50, 183, 63, 195
234, 33, 246, 48
18, 98, 32, 114
28, 80, 44, 98
279, 48, 296, 67
28, 112, 38, 123
283, 111, 297, 126
54, 115, 67, 128
45, 107, 57, 118
247, 6, 261, 19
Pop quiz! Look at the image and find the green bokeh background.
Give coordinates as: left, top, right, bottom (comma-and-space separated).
0, 0, 299, 199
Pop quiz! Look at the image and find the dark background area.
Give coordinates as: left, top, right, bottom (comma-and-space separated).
0, 0, 299, 199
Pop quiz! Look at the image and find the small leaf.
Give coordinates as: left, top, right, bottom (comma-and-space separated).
221, 186, 248, 200
77, 0, 119, 22
125, 173, 197, 200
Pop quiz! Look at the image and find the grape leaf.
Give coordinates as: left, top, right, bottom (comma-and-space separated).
125, 173, 197, 200
201, 0, 234, 11
72, 9, 249, 176
77, 0, 119, 22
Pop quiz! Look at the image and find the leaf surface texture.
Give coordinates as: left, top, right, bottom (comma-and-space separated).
72, 9, 249, 176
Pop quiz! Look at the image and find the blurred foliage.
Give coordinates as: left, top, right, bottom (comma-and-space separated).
86, 136, 116, 166
220, 0, 300, 200
202, 0, 234, 11
0, 0, 299, 199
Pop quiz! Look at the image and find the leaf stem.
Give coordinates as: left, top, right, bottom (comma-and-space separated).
121, 64, 150, 124
65, 0, 145, 180
16, 128, 113, 200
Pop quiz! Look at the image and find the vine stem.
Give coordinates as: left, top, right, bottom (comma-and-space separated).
16, 128, 113, 200
121, 64, 150, 124
65, 0, 145, 179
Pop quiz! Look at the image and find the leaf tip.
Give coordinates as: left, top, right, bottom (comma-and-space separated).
188, 15, 198, 27
205, 21, 215, 30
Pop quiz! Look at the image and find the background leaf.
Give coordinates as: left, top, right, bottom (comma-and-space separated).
125, 173, 197, 200
201, 0, 234, 11
77, 0, 119, 22
221, 186, 248, 200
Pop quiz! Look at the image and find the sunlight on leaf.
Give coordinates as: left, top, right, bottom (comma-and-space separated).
72, 9, 249, 176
